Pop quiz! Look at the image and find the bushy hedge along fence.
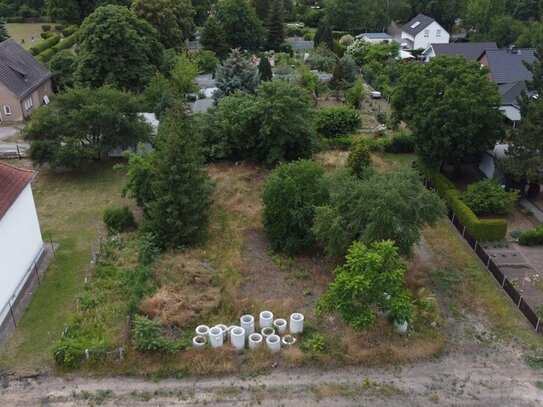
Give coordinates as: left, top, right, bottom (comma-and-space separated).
36, 33, 77, 63
417, 161, 507, 241
29, 33, 60, 56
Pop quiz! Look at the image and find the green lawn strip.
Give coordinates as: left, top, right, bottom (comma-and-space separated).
0, 160, 127, 374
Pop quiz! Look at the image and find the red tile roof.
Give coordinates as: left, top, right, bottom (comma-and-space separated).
0, 162, 35, 220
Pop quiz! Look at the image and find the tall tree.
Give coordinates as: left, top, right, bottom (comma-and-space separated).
314, 18, 334, 49
200, 15, 229, 59
258, 55, 273, 81
132, 0, 195, 49
266, 0, 284, 50
47, 50, 77, 91
77, 5, 163, 91
216, 0, 264, 50
253, 0, 270, 21
391, 56, 505, 165
125, 105, 214, 249
214, 48, 260, 97
26, 87, 151, 168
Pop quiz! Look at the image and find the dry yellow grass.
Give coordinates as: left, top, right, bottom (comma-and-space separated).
315, 150, 349, 171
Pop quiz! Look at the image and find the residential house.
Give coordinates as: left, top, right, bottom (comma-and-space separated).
422, 42, 497, 62
400, 14, 449, 50
0, 39, 53, 123
356, 32, 392, 44
0, 162, 44, 330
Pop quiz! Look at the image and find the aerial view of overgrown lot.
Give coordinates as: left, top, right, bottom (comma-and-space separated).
2, 0, 543, 405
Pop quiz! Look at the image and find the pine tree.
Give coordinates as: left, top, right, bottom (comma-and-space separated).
266, 0, 284, 51
258, 56, 273, 81
0, 20, 10, 42
215, 49, 260, 97
314, 19, 334, 49
253, 0, 271, 21
201, 16, 229, 59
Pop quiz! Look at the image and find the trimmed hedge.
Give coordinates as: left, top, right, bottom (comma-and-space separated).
29, 33, 60, 56
62, 25, 78, 37
37, 34, 77, 63
519, 226, 543, 246
417, 162, 507, 241
36, 48, 55, 63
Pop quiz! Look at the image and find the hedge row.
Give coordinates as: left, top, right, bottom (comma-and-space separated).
417, 162, 507, 241
29, 33, 60, 56
519, 225, 543, 246
36, 33, 77, 63
62, 25, 78, 37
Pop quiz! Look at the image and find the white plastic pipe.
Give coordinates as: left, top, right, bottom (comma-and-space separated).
273, 318, 287, 334
227, 325, 237, 339
261, 326, 275, 338
195, 325, 209, 337
230, 326, 246, 351
248, 333, 263, 350
266, 334, 281, 353
208, 326, 224, 348
290, 313, 304, 334
192, 335, 207, 349
259, 310, 274, 328
281, 335, 296, 347
240, 314, 255, 337
393, 320, 408, 334
216, 324, 228, 340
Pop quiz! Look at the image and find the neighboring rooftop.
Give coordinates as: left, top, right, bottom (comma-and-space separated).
286, 39, 314, 51
402, 14, 436, 36
426, 42, 498, 60
499, 81, 527, 107
0, 162, 35, 220
357, 32, 392, 40
481, 48, 537, 84
0, 39, 52, 99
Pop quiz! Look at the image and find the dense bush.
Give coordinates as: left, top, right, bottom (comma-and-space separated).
382, 131, 415, 153
36, 48, 55, 63
345, 78, 364, 109
52, 339, 84, 368
62, 25, 78, 37
518, 226, 543, 246
103, 206, 136, 234
319, 136, 353, 150
315, 106, 360, 137
40, 31, 53, 40
29, 33, 60, 55
262, 160, 329, 254
51, 34, 77, 52
462, 179, 518, 216
191, 49, 219, 74
55, 25, 64, 31
347, 138, 372, 178
42, 24, 51, 32
132, 315, 187, 353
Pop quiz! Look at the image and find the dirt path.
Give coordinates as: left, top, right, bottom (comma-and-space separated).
1, 341, 541, 406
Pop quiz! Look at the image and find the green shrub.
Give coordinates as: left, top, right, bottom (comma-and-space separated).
52, 339, 84, 368
345, 78, 364, 109
190, 49, 219, 74
462, 178, 518, 216
137, 232, 161, 265
40, 31, 54, 40
103, 206, 136, 234
36, 48, 55, 63
315, 106, 361, 137
51, 34, 77, 52
303, 32, 314, 41
6, 17, 24, 23
319, 136, 353, 150
29, 33, 60, 56
262, 160, 329, 254
55, 24, 64, 31
132, 315, 187, 353
301, 333, 327, 352
126, 265, 155, 315
62, 25, 78, 37
383, 131, 415, 153
518, 226, 543, 246
347, 138, 371, 178
42, 24, 51, 32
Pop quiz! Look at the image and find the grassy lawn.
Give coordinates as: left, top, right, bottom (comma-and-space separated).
0, 159, 128, 374
6, 23, 51, 50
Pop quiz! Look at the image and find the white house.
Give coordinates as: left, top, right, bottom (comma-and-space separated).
0, 162, 43, 328
356, 32, 392, 44
400, 14, 449, 50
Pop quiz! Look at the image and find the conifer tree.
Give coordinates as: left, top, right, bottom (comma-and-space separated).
0, 20, 9, 42
201, 16, 229, 59
314, 19, 334, 49
266, 0, 284, 51
258, 56, 273, 81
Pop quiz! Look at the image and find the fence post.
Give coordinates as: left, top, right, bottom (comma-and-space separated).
486, 257, 491, 269
536, 318, 540, 332
8, 301, 16, 328
119, 347, 124, 360
33, 261, 40, 285
462, 226, 466, 237
85, 349, 90, 360
518, 297, 522, 309
474, 241, 478, 251
16, 145, 21, 159
502, 275, 506, 288
451, 212, 455, 223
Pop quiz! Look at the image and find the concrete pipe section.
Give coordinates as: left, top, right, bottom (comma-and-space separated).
240, 314, 255, 337
273, 318, 287, 334
266, 334, 281, 353
393, 320, 408, 334
195, 325, 210, 337
259, 310, 274, 328
261, 326, 275, 338
208, 326, 224, 348
192, 335, 207, 349
227, 325, 237, 339
290, 313, 304, 334
216, 324, 228, 340
230, 326, 246, 351
281, 335, 296, 347
248, 333, 263, 350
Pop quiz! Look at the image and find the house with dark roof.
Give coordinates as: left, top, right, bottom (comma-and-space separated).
478, 47, 537, 84
400, 14, 449, 50
0, 162, 44, 332
356, 32, 392, 44
0, 39, 53, 123
422, 42, 497, 62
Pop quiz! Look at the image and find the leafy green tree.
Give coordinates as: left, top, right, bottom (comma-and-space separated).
200, 15, 229, 59
217, 0, 264, 50
170, 53, 198, 96
314, 18, 333, 49
462, 179, 518, 215
345, 77, 365, 109
192, 0, 214, 26
391, 56, 504, 165
266, 0, 284, 50
258, 55, 273, 81
315, 106, 360, 137
488, 15, 525, 47
313, 168, 446, 256
77, 5, 163, 91
0, 19, 9, 42
190, 49, 220, 74
262, 160, 329, 253
144, 72, 172, 115
26, 87, 151, 168
47, 49, 77, 92
47, 0, 80, 23
409, 0, 467, 30
215, 48, 260, 97
347, 138, 372, 178
323, 0, 389, 32
132, 0, 195, 49
317, 240, 414, 329
125, 105, 214, 249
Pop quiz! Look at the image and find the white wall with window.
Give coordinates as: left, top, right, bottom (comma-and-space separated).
3, 105, 11, 116
23, 97, 33, 111
412, 21, 450, 49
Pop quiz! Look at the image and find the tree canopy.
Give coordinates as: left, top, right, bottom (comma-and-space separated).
216, 0, 264, 50
200, 15, 229, 59
214, 49, 260, 97
391, 56, 505, 165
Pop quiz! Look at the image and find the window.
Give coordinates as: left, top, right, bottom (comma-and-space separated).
3, 105, 11, 116
436, 29, 442, 38
424, 29, 430, 37
23, 97, 33, 111
43, 95, 50, 105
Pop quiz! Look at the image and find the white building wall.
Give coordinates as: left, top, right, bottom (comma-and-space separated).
0, 184, 43, 324
413, 21, 449, 50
